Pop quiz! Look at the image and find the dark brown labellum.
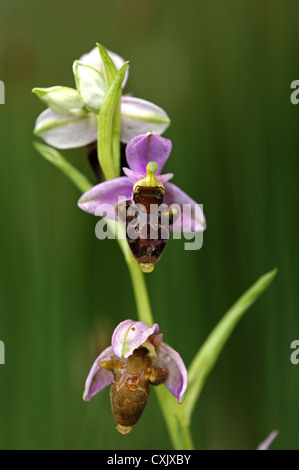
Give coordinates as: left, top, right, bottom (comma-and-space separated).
116, 186, 180, 273
133, 185, 164, 212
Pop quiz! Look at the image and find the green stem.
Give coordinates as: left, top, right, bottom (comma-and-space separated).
126, 256, 154, 326
124, 255, 192, 449
106, 220, 153, 326
154, 387, 194, 450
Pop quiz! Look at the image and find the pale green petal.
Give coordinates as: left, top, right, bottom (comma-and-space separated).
32, 86, 84, 115
73, 60, 107, 112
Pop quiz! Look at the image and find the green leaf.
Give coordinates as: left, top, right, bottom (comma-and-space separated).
97, 43, 118, 88
73, 61, 107, 112
33, 142, 92, 193
97, 43, 123, 173
97, 61, 129, 180
183, 268, 278, 421
32, 86, 83, 115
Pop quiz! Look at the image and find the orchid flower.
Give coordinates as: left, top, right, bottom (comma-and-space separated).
83, 319, 188, 435
78, 132, 206, 272
33, 45, 170, 149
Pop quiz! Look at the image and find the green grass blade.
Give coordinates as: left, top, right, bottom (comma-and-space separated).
33, 141, 93, 193
97, 62, 128, 180
184, 268, 278, 421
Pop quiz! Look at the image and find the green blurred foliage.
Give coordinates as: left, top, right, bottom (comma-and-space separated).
0, 0, 298, 450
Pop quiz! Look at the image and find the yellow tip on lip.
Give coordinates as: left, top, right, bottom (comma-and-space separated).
133, 161, 164, 192
116, 424, 133, 435
139, 263, 155, 273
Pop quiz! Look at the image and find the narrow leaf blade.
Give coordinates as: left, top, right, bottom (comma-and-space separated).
184, 268, 278, 420
97, 61, 129, 180
33, 141, 93, 193
97, 43, 118, 89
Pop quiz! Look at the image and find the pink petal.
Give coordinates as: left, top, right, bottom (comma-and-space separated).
156, 344, 188, 404
122, 167, 144, 183
112, 319, 159, 359
78, 177, 133, 218
163, 182, 206, 232
125, 133, 172, 175
123, 167, 173, 185
83, 346, 114, 402
157, 173, 174, 184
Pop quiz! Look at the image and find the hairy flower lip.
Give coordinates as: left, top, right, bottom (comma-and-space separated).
78, 133, 206, 233
83, 320, 188, 404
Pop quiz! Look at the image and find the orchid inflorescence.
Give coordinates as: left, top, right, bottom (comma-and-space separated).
33, 43, 277, 448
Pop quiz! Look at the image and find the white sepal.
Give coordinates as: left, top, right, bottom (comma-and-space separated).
120, 96, 170, 143
34, 108, 97, 149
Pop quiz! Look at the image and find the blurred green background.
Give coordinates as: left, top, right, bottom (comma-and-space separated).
0, 0, 298, 450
